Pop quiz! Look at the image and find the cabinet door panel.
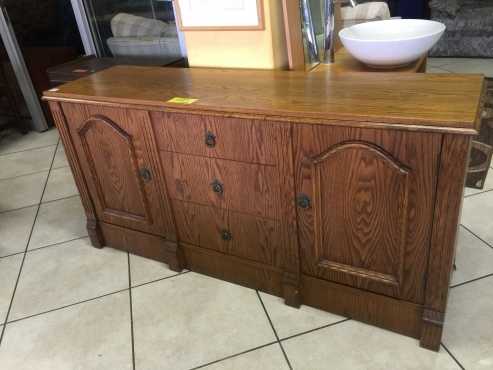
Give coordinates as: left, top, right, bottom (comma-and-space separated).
294, 124, 441, 303
61, 103, 174, 237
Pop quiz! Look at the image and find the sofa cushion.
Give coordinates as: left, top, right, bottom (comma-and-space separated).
107, 36, 181, 59
111, 13, 176, 37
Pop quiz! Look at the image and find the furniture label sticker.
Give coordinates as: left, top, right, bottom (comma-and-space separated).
167, 97, 199, 105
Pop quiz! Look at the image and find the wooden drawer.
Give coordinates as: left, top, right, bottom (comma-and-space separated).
173, 200, 280, 266
162, 152, 279, 219
151, 112, 280, 165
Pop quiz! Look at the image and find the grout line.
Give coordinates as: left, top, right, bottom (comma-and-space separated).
26, 236, 90, 254
0, 251, 24, 260
0, 236, 89, 260
0, 203, 40, 215
460, 224, 493, 249
437, 66, 455, 73
0, 194, 80, 216
40, 194, 81, 205
188, 341, 279, 370
2, 269, 188, 327
51, 164, 70, 170
441, 343, 465, 370
0, 140, 59, 345
0, 169, 50, 182
256, 291, 293, 370
131, 270, 191, 289
450, 272, 493, 289
4, 288, 129, 325
0, 143, 58, 158
127, 253, 136, 370
280, 318, 352, 342
464, 188, 493, 199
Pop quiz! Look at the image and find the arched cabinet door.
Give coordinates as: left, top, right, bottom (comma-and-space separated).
294, 125, 442, 303
60, 103, 175, 238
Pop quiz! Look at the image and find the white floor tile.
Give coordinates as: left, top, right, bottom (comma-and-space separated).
443, 276, 493, 370
9, 238, 128, 321
259, 292, 345, 339
29, 196, 87, 250
42, 167, 79, 203
427, 58, 464, 68
438, 59, 493, 78
132, 273, 276, 370
203, 344, 289, 370
0, 291, 132, 370
452, 226, 493, 286
0, 254, 22, 323
52, 144, 69, 169
283, 320, 461, 370
0, 146, 56, 180
129, 253, 178, 287
426, 66, 452, 74
0, 206, 37, 257
0, 129, 58, 155
461, 191, 493, 246
0, 171, 48, 212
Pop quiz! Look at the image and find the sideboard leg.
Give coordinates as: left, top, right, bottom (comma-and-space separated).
419, 309, 444, 352
282, 272, 301, 308
87, 219, 105, 249
165, 242, 186, 273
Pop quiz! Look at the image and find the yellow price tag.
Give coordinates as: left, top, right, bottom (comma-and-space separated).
167, 97, 198, 105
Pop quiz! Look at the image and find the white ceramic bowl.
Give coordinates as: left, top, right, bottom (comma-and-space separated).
339, 19, 445, 68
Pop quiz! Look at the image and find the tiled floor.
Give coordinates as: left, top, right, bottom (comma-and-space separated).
427, 57, 493, 77
0, 107, 493, 370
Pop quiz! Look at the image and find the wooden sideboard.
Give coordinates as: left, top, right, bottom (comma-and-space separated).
44, 66, 485, 351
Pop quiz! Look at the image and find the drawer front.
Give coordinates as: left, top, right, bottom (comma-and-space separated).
151, 112, 280, 165
173, 200, 280, 266
162, 152, 279, 219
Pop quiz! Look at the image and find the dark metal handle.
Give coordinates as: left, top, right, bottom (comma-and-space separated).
139, 168, 152, 183
211, 179, 224, 194
220, 229, 232, 241
297, 193, 311, 209
205, 131, 216, 148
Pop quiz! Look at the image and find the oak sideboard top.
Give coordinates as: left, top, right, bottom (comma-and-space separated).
44, 65, 485, 134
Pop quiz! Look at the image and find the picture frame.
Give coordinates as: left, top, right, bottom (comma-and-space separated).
175, 0, 265, 31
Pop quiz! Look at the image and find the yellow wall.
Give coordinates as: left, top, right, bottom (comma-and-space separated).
182, 0, 288, 70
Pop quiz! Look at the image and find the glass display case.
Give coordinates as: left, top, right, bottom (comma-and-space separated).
82, 0, 184, 65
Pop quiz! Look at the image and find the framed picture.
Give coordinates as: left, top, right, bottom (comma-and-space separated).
175, 0, 265, 31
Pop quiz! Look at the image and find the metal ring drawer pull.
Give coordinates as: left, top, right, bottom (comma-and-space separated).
220, 229, 233, 241
139, 167, 152, 183
205, 131, 216, 148
211, 179, 224, 194
297, 193, 311, 209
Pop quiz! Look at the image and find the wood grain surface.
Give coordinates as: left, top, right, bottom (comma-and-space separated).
44, 66, 484, 133
294, 124, 442, 303
151, 111, 279, 165
61, 103, 175, 237
161, 152, 280, 220
173, 200, 280, 266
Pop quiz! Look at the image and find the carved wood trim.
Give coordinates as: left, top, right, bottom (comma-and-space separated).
424, 134, 471, 312
49, 102, 105, 249
310, 141, 411, 174
422, 309, 444, 327
77, 114, 153, 224
142, 111, 178, 241
317, 260, 399, 286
